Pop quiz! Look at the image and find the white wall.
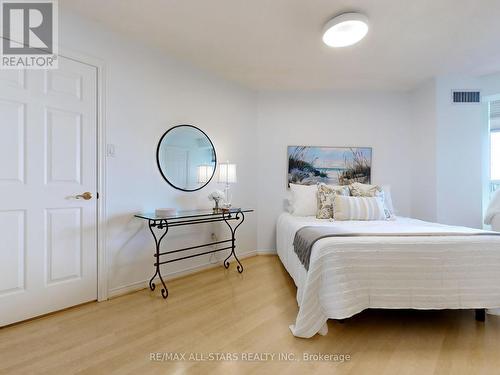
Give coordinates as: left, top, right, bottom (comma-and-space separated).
256, 91, 413, 251
410, 79, 437, 221
480, 72, 500, 98
435, 76, 485, 228
408, 76, 490, 229
59, 10, 258, 296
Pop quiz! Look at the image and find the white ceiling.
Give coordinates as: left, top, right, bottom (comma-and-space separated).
62, 0, 500, 91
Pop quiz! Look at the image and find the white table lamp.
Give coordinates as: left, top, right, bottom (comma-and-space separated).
218, 161, 237, 207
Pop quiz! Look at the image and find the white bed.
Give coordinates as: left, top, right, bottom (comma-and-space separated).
277, 213, 500, 338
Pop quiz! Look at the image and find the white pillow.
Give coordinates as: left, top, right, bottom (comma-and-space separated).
333, 195, 387, 221
289, 183, 318, 216
485, 188, 500, 225
380, 185, 395, 216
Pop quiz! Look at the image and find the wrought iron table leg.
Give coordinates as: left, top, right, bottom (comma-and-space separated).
148, 219, 169, 299
222, 211, 245, 273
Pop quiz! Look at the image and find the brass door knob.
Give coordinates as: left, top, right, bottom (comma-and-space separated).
75, 192, 92, 200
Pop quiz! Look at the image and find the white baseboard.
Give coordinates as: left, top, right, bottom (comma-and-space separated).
108, 279, 151, 299
107, 250, 275, 299
255, 249, 277, 255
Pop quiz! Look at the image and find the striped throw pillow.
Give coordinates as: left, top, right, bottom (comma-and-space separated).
333, 195, 387, 221
349, 182, 395, 219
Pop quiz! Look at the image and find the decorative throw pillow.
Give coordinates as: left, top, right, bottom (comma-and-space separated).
316, 183, 350, 219
333, 195, 387, 221
349, 182, 395, 219
349, 182, 383, 197
289, 183, 318, 216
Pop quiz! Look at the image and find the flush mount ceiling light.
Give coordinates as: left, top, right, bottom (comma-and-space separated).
322, 12, 369, 47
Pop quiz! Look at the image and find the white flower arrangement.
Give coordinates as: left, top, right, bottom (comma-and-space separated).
208, 190, 225, 202
208, 190, 226, 211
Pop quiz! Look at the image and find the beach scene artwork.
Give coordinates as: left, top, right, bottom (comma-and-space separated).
288, 146, 372, 186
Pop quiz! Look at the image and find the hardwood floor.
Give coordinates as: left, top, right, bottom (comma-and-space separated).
1, 255, 500, 375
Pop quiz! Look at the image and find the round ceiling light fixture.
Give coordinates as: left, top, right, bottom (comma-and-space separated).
322, 12, 369, 47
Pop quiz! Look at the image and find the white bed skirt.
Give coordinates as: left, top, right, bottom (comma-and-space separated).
276, 213, 500, 338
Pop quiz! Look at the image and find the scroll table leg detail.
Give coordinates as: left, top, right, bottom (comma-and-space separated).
148, 219, 169, 299
222, 211, 245, 273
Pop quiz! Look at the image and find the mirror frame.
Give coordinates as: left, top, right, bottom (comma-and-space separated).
156, 124, 217, 192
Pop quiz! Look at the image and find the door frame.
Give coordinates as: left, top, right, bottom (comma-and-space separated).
59, 47, 108, 301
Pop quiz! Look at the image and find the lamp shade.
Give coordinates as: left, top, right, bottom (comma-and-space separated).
218, 162, 237, 184
197, 165, 213, 184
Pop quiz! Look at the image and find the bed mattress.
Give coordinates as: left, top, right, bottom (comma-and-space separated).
276, 213, 500, 338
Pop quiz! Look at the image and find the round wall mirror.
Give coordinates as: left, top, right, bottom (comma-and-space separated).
156, 125, 217, 191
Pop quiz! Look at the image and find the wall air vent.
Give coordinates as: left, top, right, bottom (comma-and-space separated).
452, 90, 481, 104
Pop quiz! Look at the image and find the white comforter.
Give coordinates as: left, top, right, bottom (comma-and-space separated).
276, 213, 500, 338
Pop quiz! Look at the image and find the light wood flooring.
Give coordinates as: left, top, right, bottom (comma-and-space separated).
1, 255, 500, 375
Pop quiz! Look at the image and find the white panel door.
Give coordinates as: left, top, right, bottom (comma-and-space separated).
0, 56, 97, 326
164, 148, 189, 186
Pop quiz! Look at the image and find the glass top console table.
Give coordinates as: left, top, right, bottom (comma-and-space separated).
134, 208, 254, 299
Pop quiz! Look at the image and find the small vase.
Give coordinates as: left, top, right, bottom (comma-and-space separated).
213, 199, 220, 213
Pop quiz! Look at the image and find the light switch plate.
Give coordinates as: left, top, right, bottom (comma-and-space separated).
106, 144, 116, 157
